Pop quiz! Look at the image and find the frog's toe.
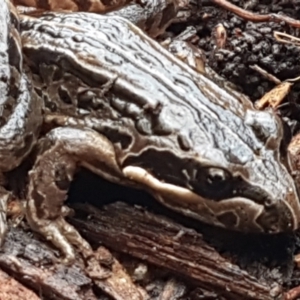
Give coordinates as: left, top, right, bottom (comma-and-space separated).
42, 218, 77, 264
54, 216, 94, 260
26, 202, 93, 264
24, 127, 123, 263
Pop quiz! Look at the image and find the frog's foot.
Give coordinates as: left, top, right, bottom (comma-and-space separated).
26, 202, 93, 264
26, 126, 123, 263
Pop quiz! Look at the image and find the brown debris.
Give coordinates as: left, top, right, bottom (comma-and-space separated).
0, 269, 40, 300
70, 201, 283, 300
211, 0, 300, 28
212, 23, 227, 49
274, 31, 300, 47
0, 224, 147, 300
255, 81, 293, 109
90, 247, 147, 300
250, 65, 281, 85
0, 230, 95, 300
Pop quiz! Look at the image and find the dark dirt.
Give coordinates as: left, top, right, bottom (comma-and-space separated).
170, 1, 300, 129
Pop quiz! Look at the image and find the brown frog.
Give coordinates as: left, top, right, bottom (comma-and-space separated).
1, 0, 299, 263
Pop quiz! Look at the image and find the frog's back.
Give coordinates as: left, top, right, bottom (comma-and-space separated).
20, 13, 300, 233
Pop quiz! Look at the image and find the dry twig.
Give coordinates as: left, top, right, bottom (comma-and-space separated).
212, 0, 300, 28
274, 31, 300, 47
250, 65, 281, 85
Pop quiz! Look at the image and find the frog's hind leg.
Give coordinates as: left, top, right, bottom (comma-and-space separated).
26, 126, 124, 263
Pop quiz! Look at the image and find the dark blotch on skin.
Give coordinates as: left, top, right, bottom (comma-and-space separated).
177, 133, 191, 151
8, 35, 22, 73
31, 189, 46, 219
52, 67, 64, 81
55, 166, 71, 191
151, 115, 172, 135
100, 0, 113, 5
256, 201, 294, 233
216, 211, 238, 227
93, 125, 132, 149
58, 87, 73, 105
37, 0, 51, 10
15, 134, 34, 159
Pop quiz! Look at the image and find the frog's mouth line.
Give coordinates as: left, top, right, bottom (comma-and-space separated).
123, 165, 297, 233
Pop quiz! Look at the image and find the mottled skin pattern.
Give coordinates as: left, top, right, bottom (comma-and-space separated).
106, 0, 179, 37
19, 9, 300, 262
1, 0, 300, 263
13, 0, 138, 13
4, 0, 180, 262
16, 0, 179, 38
0, 1, 43, 245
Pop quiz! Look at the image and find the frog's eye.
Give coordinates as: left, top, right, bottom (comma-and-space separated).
192, 167, 233, 199
207, 168, 228, 185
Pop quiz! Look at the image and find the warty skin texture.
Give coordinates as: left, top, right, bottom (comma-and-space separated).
0, 0, 299, 262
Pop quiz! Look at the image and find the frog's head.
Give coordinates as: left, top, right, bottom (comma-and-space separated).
122, 108, 300, 234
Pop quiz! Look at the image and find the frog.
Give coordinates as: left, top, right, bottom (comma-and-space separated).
0, 0, 299, 263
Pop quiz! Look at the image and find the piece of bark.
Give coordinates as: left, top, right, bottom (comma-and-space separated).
0, 268, 40, 300
0, 225, 146, 300
89, 247, 148, 300
70, 202, 282, 300
0, 227, 95, 300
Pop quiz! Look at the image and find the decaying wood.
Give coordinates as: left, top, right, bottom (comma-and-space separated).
0, 227, 94, 300
0, 223, 147, 300
0, 268, 41, 300
69, 201, 282, 300
255, 81, 293, 109
87, 246, 148, 300
0, 199, 290, 300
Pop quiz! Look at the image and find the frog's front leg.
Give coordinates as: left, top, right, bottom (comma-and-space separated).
26, 126, 124, 263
